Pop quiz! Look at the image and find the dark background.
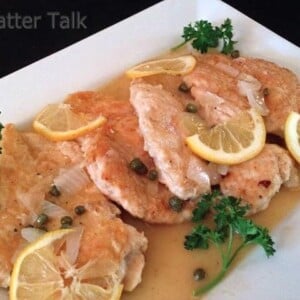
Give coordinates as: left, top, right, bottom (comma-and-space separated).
0, 0, 299, 78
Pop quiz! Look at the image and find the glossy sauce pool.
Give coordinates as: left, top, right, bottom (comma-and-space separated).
122, 191, 300, 300
98, 67, 300, 300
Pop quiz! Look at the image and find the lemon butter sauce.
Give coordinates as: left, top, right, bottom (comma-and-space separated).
97, 58, 300, 299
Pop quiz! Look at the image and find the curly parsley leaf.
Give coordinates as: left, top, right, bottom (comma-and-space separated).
191, 190, 220, 222
173, 18, 237, 54
217, 18, 237, 54
185, 191, 275, 296
214, 195, 249, 230
242, 222, 276, 257
184, 224, 211, 250
185, 20, 220, 53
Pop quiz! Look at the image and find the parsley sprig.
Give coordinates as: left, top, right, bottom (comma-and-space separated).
185, 190, 275, 296
173, 18, 237, 54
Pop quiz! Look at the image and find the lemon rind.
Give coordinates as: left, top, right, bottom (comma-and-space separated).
9, 229, 74, 300
284, 111, 300, 163
186, 109, 266, 165
126, 55, 197, 78
33, 115, 106, 141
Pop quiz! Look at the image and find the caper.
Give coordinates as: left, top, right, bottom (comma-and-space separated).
49, 185, 61, 197
168, 196, 184, 212
178, 82, 190, 93
148, 169, 158, 181
263, 87, 269, 96
230, 50, 240, 58
185, 103, 198, 113
74, 205, 86, 215
35, 213, 49, 228
60, 216, 73, 226
129, 158, 148, 175
193, 268, 206, 281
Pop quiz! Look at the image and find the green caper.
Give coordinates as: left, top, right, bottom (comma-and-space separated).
193, 268, 206, 281
168, 196, 184, 212
230, 50, 240, 58
60, 216, 73, 226
49, 185, 61, 197
148, 169, 158, 181
74, 205, 86, 215
35, 213, 49, 228
129, 158, 148, 175
178, 82, 190, 93
263, 87, 269, 96
185, 103, 198, 113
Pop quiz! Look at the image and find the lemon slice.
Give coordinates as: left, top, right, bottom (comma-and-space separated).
186, 109, 266, 165
33, 103, 106, 141
284, 111, 300, 163
126, 55, 197, 78
9, 229, 123, 300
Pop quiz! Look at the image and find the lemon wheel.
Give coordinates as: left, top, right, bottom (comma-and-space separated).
9, 229, 123, 300
284, 111, 300, 163
126, 55, 197, 78
186, 109, 266, 165
33, 103, 106, 141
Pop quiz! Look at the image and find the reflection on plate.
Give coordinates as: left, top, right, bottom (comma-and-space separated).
0, 0, 299, 299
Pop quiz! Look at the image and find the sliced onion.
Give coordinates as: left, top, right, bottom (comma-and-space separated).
21, 227, 45, 242
238, 73, 261, 90
207, 163, 229, 183
215, 62, 239, 77
247, 89, 269, 116
42, 200, 70, 218
18, 186, 46, 213
206, 163, 221, 185
187, 157, 211, 188
53, 165, 90, 195
217, 164, 229, 176
65, 226, 84, 265
237, 80, 269, 116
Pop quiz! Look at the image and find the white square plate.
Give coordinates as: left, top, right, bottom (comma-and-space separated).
0, 0, 299, 299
